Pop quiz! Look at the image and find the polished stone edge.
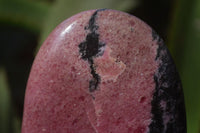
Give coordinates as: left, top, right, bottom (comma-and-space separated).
149, 30, 187, 133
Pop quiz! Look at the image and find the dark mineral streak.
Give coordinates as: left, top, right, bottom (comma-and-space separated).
79, 9, 106, 92
149, 30, 187, 133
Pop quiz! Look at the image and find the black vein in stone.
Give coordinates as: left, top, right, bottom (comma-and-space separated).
149, 30, 186, 133
79, 9, 106, 92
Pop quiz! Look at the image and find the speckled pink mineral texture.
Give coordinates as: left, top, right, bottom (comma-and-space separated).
22, 9, 186, 133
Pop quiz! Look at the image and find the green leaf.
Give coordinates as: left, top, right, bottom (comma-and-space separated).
0, 68, 11, 133
168, 0, 200, 132
0, 0, 50, 33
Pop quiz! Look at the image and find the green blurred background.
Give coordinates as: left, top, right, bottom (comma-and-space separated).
0, 0, 200, 133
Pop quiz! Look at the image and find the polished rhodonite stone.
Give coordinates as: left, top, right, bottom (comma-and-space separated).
21, 9, 186, 133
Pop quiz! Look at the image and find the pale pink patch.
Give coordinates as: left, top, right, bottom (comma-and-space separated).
94, 46, 126, 82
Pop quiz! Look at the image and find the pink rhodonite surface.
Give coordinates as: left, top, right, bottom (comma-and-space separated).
22, 9, 159, 133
